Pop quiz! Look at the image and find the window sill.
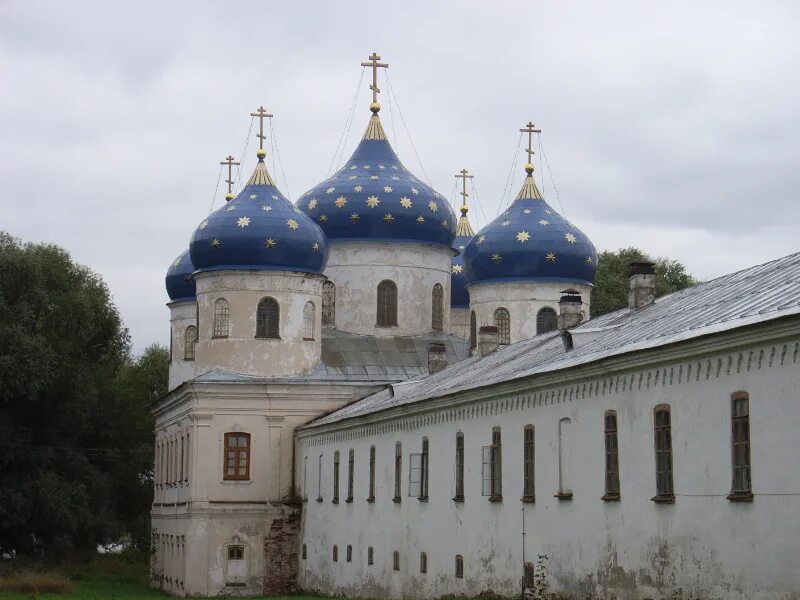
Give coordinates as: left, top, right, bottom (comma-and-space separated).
366, 496, 375, 503
331, 499, 339, 504
316, 497, 323, 503
303, 338, 315, 342
211, 335, 229, 340
221, 479, 252, 485
727, 492, 753, 502
554, 491, 573, 500
521, 495, 536, 504
452, 495, 464, 503
375, 324, 399, 328
418, 496, 429, 503
392, 496, 402, 504
254, 336, 282, 340
651, 494, 675, 504
601, 493, 621, 502
488, 495, 503, 503
345, 498, 353, 504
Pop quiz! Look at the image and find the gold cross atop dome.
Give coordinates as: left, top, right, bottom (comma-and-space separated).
250, 105, 273, 159
519, 121, 542, 175
454, 169, 474, 215
360, 52, 389, 114
220, 155, 240, 201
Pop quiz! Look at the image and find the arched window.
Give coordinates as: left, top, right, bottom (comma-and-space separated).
376, 280, 398, 327
431, 283, 444, 331
494, 308, 510, 344
303, 302, 315, 340
322, 281, 336, 327
255, 297, 280, 339
470, 311, 477, 350
213, 298, 230, 338
184, 325, 198, 360
536, 307, 558, 334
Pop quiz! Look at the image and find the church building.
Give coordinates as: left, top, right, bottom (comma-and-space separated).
153, 54, 800, 600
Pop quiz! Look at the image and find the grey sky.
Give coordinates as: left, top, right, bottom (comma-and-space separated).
2, 1, 798, 353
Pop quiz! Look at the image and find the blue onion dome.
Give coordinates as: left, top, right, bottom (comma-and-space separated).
463, 165, 597, 286
165, 249, 196, 302
451, 203, 476, 307
296, 112, 456, 246
190, 149, 328, 275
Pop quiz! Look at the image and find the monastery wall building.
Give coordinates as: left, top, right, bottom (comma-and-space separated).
153, 55, 800, 600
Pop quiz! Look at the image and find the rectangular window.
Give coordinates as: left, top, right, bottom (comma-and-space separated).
333, 451, 340, 504
184, 432, 190, 482
421, 439, 429, 500
603, 412, 620, 500
317, 454, 323, 502
368, 445, 376, 501
346, 545, 352, 562
523, 425, 535, 501
420, 552, 427, 574
368, 546, 374, 566
393, 550, 400, 571
730, 392, 752, 499
557, 418, 573, 498
223, 433, 251, 481
333, 545, 338, 562
409, 453, 422, 498
302, 544, 307, 560
653, 405, 674, 502
455, 555, 464, 579
346, 449, 354, 502
481, 427, 502, 500
302, 455, 308, 501
179, 435, 185, 484
454, 433, 464, 501
393, 442, 402, 502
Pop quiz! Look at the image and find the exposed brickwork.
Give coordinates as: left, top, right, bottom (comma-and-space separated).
262, 508, 301, 595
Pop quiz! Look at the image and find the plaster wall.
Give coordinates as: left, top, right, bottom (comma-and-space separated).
194, 270, 324, 377
297, 336, 800, 600
168, 301, 197, 390
448, 306, 470, 341
324, 241, 453, 337
469, 281, 592, 344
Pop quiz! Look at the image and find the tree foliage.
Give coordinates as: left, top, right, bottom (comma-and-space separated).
590, 247, 696, 318
0, 232, 167, 558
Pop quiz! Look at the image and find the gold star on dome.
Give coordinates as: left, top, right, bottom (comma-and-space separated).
392, 165, 399, 170
477, 235, 486, 244
199, 219, 209, 230
308, 199, 318, 210
335, 196, 348, 208
546, 252, 556, 262
544, 209, 552, 214
237, 216, 251, 228
249, 194, 257, 200
226, 205, 235, 212
271, 195, 278, 200
211, 239, 221, 248
350, 213, 360, 222
501, 220, 511, 227
565, 232, 577, 244
312, 242, 320, 252
523, 209, 531, 214
516, 231, 530, 242
458, 245, 465, 251
538, 219, 550, 226
350, 165, 358, 170
369, 175, 379, 181
262, 205, 272, 212
319, 214, 328, 222
441, 220, 449, 229
586, 256, 593, 264
348, 175, 357, 180
400, 197, 412, 209
378, 164, 385, 169
428, 201, 438, 212
353, 185, 363, 193
265, 238, 277, 248
366, 196, 380, 208
434, 191, 442, 199
383, 186, 393, 193
491, 253, 502, 264
287, 219, 299, 230
173, 257, 181, 267
363, 165, 371, 169
383, 213, 394, 223
326, 187, 335, 194
452, 264, 463, 274
391, 176, 399, 181
416, 216, 425, 224
411, 187, 420, 195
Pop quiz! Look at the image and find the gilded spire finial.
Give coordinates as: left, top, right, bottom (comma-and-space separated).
220, 155, 240, 201
360, 52, 389, 114
250, 105, 273, 160
519, 121, 542, 175
454, 168, 474, 216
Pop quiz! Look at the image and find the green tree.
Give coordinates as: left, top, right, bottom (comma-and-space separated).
590, 247, 696, 318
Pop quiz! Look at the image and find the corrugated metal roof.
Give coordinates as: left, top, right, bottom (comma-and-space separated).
309, 251, 800, 427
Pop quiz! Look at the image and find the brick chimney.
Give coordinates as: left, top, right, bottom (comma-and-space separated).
558, 289, 583, 331
427, 343, 447, 374
629, 261, 656, 311
478, 325, 499, 357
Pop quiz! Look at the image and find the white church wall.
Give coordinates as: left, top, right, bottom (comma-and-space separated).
168, 300, 197, 390
324, 241, 453, 337
468, 280, 592, 344
448, 306, 470, 341
296, 336, 800, 600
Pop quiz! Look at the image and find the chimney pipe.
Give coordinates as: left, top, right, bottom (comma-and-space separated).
478, 325, 499, 357
558, 289, 583, 331
629, 261, 656, 311
427, 343, 447, 374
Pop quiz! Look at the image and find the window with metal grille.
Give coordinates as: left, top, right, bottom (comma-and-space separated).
376, 280, 398, 327
494, 308, 510, 344
653, 405, 674, 502
557, 418, 572, 498
322, 281, 336, 327
604, 411, 620, 500
431, 284, 444, 331
367, 546, 374, 565
303, 301, 315, 340
333, 545, 338, 562
454, 432, 464, 501
332, 451, 340, 503
346, 545, 352, 562
184, 325, 198, 360
481, 427, 502, 500
223, 433, 250, 481
536, 307, 558, 334
730, 392, 752, 499
316, 454, 323, 502
522, 425, 535, 501
469, 311, 477, 350
393, 551, 400, 571
420, 552, 427, 574
213, 298, 230, 338
393, 441, 402, 502
455, 555, 464, 578
255, 297, 280, 338
346, 448, 354, 502
368, 445, 376, 501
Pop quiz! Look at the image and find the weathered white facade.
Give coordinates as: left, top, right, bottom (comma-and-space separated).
168, 300, 198, 390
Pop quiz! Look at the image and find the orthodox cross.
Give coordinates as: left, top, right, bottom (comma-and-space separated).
519, 121, 542, 171
250, 105, 273, 152
360, 52, 389, 107
220, 155, 240, 198
454, 168, 474, 213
